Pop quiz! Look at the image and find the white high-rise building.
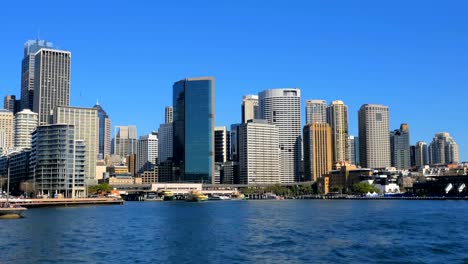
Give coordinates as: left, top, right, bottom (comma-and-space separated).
0, 110, 14, 154
33, 48, 71, 125
415, 141, 429, 168
239, 120, 280, 184
14, 109, 38, 149
305, 100, 327, 124
358, 104, 391, 169
113, 126, 138, 158
259, 88, 301, 183
136, 133, 158, 175
158, 123, 173, 164
327, 100, 349, 163
53, 106, 99, 182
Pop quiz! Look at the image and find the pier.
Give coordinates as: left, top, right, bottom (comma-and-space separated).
1, 198, 124, 208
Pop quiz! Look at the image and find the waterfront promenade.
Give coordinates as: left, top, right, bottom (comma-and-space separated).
0, 198, 123, 208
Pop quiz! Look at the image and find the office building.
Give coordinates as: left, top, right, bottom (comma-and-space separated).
327, 100, 349, 163
33, 47, 71, 125
0, 149, 31, 193
215, 126, 230, 163
415, 141, 429, 168
53, 106, 99, 183
390, 124, 411, 170
230, 124, 241, 162
303, 123, 332, 182
4, 95, 17, 113
358, 104, 391, 168
222, 161, 239, 184
165, 106, 173, 124
113, 126, 138, 158
0, 109, 14, 154
429, 132, 459, 165
158, 123, 173, 164
239, 120, 280, 184
127, 154, 137, 176
136, 133, 158, 175
346, 136, 359, 166
30, 124, 85, 198
259, 88, 301, 183
93, 102, 111, 159
21, 39, 54, 111
305, 100, 327, 124
14, 109, 38, 149
241, 95, 259, 123
410, 145, 416, 167
173, 77, 214, 183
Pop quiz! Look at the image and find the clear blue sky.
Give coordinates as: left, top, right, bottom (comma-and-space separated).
1, 0, 467, 161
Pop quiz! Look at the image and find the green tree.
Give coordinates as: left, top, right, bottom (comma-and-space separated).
352, 182, 380, 194
88, 183, 113, 194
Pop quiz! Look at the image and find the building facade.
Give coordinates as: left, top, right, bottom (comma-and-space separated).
173, 77, 215, 183
327, 100, 349, 163
14, 109, 38, 149
305, 99, 327, 124
303, 123, 332, 182
158, 123, 173, 164
33, 48, 71, 125
53, 106, 99, 183
390, 123, 411, 170
93, 102, 111, 159
113, 126, 138, 158
346, 135, 359, 166
30, 124, 85, 198
415, 141, 429, 168
165, 106, 173, 124
215, 126, 229, 163
136, 133, 158, 175
241, 95, 259, 123
358, 104, 391, 169
4, 95, 18, 113
429, 132, 459, 165
0, 110, 14, 154
239, 120, 280, 184
21, 39, 54, 111
259, 88, 301, 183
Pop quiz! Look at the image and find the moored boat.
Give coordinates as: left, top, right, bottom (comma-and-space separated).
0, 205, 27, 219
186, 190, 208, 202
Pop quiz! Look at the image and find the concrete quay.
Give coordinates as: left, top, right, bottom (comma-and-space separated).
4, 198, 124, 208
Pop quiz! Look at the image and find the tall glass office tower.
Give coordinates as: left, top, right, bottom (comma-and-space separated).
173, 77, 214, 183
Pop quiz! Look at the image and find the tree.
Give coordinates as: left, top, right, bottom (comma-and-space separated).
88, 183, 113, 195
352, 182, 380, 194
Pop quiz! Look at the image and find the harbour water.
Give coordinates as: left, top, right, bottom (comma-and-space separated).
1, 200, 467, 263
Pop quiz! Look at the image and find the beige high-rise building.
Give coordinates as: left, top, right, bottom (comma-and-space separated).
0, 110, 14, 154
33, 48, 71, 125
358, 104, 391, 168
303, 123, 332, 182
53, 106, 99, 183
241, 95, 259, 123
239, 120, 280, 184
14, 109, 38, 149
429, 132, 459, 165
327, 100, 349, 163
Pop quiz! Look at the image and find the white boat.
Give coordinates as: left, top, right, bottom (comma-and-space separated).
209, 195, 231, 201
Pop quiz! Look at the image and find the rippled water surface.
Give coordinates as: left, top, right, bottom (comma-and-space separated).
1, 200, 468, 263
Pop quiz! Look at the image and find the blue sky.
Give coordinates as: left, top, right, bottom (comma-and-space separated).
1, 0, 467, 161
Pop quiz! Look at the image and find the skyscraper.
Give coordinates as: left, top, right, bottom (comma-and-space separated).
429, 132, 459, 165
21, 39, 53, 111
415, 141, 429, 168
93, 102, 111, 159
136, 133, 158, 175
327, 100, 349, 163
241, 95, 259, 123
230, 124, 241, 161
358, 104, 391, 169
303, 123, 332, 182
215, 126, 229, 163
14, 109, 38, 149
259, 88, 301, 183
239, 120, 280, 184
158, 123, 173, 164
113, 126, 138, 158
165, 106, 173, 124
305, 100, 327, 124
30, 124, 85, 198
0, 110, 14, 155
53, 106, 99, 183
347, 135, 358, 166
4, 95, 17, 113
33, 47, 71, 125
173, 77, 214, 183
390, 123, 411, 170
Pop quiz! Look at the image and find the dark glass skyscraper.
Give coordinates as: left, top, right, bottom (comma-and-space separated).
173, 77, 214, 183
93, 102, 111, 159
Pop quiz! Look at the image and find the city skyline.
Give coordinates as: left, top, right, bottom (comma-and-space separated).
1, 1, 467, 161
